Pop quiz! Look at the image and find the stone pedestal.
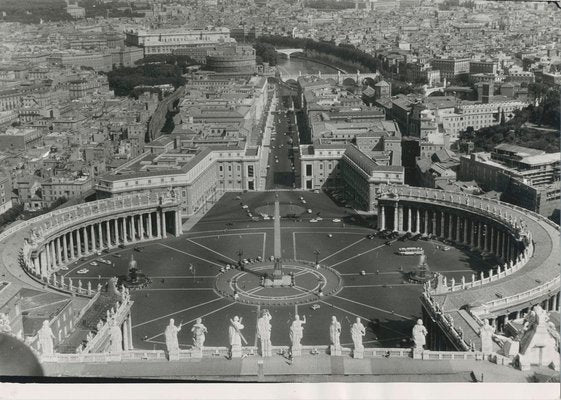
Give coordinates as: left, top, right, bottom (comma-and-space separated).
291, 345, 302, 357
518, 354, 531, 371
413, 348, 423, 359
168, 351, 179, 361
330, 345, 341, 356
353, 348, 364, 359
191, 348, 203, 358
231, 345, 242, 358
502, 339, 519, 357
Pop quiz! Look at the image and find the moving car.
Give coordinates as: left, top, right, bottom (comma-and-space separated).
311, 304, 320, 311
332, 218, 342, 223
77, 268, 89, 274
90, 261, 98, 266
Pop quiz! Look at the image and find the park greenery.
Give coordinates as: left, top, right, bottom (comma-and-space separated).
459, 88, 560, 153
0, 0, 72, 24
106, 55, 196, 97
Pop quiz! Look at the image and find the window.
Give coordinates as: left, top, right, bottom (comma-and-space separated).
219, 165, 223, 172
306, 165, 313, 176
248, 165, 254, 177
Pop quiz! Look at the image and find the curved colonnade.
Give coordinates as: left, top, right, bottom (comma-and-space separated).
6, 193, 183, 298
377, 185, 560, 351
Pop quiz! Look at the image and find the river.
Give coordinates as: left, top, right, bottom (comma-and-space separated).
276, 56, 341, 76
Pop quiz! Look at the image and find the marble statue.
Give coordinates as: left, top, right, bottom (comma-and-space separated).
329, 316, 341, 347
229, 316, 245, 347
108, 318, 123, 353
257, 309, 272, 356
164, 318, 181, 354
351, 317, 366, 351
37, 320, 55, 355
289, 314, 306, 348
86, 331, 94, 343
191, 318, 207, 349
0, 313, 11, 334
96, 320, 103, 332
479, 319, 494, 353
412, 319, 428, 350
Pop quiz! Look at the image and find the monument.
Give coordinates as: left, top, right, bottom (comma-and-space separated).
257, 309, 273, 357
37, 320, 55, 356
329, 316, 342, 356
262, 194, 292, 287
516, 305, 559, 370
229, 316, 246, 358
108, 318, 123, 353
164, 318, 181, 360
351, 317, 366, 359
412, 319, 428, 359
289, 314, 306, 356
191, 318, 207, 355
479, 319, 494, 353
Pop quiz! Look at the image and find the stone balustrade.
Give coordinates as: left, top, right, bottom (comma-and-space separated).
431, 246, 532, 294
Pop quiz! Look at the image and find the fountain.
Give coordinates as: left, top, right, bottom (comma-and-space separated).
118, 254, 151, 289
408, 253, 436, 284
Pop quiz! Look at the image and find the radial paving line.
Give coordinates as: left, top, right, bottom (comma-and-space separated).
318, 237, 367, 263
158, 243, 225, 268
186, 238, 238, 263
144, 302, 236, 342
333, 295, 410, 319
328, 244, 386, 268
132, 297, 223, 328
140, 288, 215, 292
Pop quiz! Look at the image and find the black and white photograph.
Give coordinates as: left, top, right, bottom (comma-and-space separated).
0, 0, 559, 398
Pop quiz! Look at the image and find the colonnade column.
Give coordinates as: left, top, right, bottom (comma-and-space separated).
431, 212, 436, 235
105, 220, 111, 248
90, 224, 96, 252
161, 211, 167, 239
76, 228, 82, 258
62, 234, 68, 263
156, 212, 162, 238
70, 231, 75, 259
448, 214, 453, 241
439, 212, 444, 238
122, 217, 128, 244
175, 210, 182, 236
148, 213, 153, 238
54, 238, 61, 266
131, 215, 137, 243
139, 214, 145, 240
463, 217, 468, 245
98, 223, 103, 250
45, 243, 52, 271
455, 215, 461, 242
407, 207, 412, 233
424, 210, 428, 234
415, 209, 420, 233
398, 206, 404, 232
478, 222, 483, 250
490, 226, 496, 255
83, 227, 89, 254
507, 238, 511, 262
471, 220, 476, 247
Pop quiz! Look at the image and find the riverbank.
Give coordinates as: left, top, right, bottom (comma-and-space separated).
289, 55, 347, 74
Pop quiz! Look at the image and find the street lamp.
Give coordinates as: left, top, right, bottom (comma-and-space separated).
314, 249, 320, 268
